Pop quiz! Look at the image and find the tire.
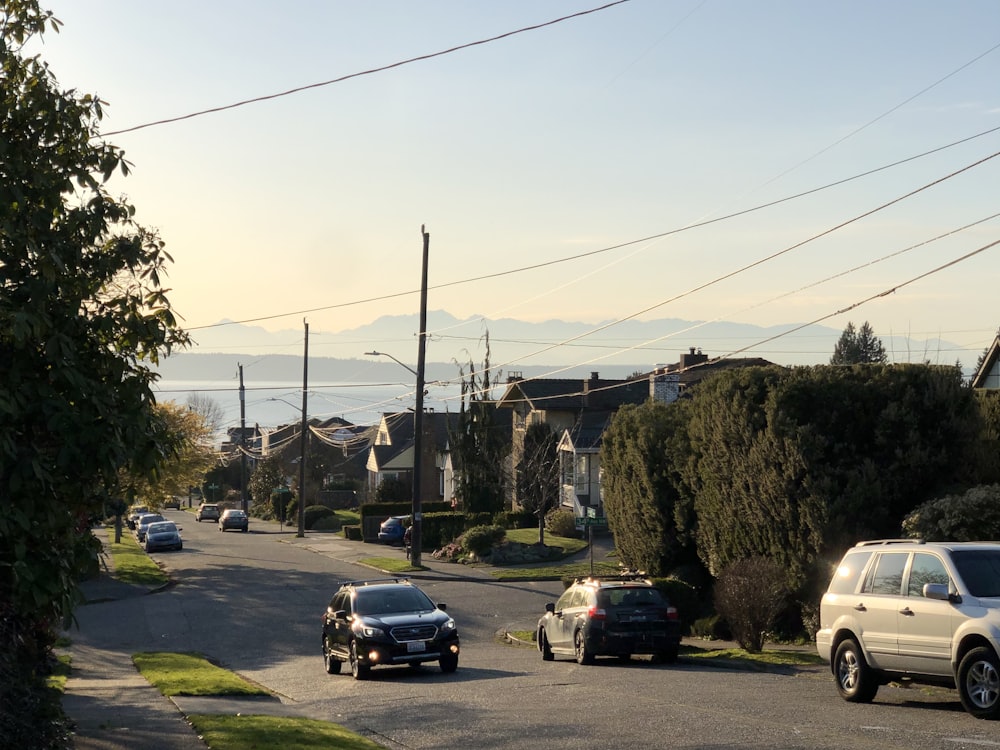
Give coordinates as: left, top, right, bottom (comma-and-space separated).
323, 641, 342, 675
539, 629, 554, 661
439, 651, 459, 673
651, 647, 678, 665
617, 653, 631, 663
833, 638, 879, 703
574, 629, 594, 665
958, 646, 1000, 719
350, 640, 369, 680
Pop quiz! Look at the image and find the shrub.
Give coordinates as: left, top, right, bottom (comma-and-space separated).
902, 484, 1000, 541
493, 510, 536, 529
545, 508, 578, 538
649, 577, 701, 634
690, 614, 732, 641
461, 525, 507, 556
713, 556, 788, 652
311, 514, 342, 532
303, 505, 334, 530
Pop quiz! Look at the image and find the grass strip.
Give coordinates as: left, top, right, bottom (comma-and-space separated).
491, 560, 622, 581
132, 652, 270, 697
357, 556, 425, 574
187, 714, 384, 750
679, 645, 826, 670
504, 528, 589, 556
104, 527, 168, 587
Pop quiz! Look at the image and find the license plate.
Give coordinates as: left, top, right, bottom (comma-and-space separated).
625, 615, 647, 623
407, 641, 426, 653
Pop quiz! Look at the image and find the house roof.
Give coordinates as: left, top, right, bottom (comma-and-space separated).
972, 335, 1000, 389
559, 410, 616, 453
496, 375, 648, 411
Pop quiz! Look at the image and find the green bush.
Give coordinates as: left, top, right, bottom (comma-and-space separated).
461, 525, 507, 556
902, 484, 1000, 541
649, 577, 702, 633
311, 514, 342, 532
690, 614, 731, 641
303, 505, 334, 530
545, 508, 578, 538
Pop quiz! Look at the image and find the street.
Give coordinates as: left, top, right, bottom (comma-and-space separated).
69, 511, 1000, 749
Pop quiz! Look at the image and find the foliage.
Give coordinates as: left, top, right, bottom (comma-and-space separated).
601, 400, 695, 575
515, 422, 560, 520
648, 576, 702, 633
902, 484, 1000, 541
544, 508, 578, 538
450, 331, 509, 514
689, 614, 732, 641
830, 321, 887, 365
461, 525, 507, 556
493, 509, 536, 529
713, 557, 788, 653
303, 505, 335, 530
0, 4, 187, 745
248, 456, 286, 519
374, 476, 410, 502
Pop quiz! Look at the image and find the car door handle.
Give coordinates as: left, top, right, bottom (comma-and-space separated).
899, 607, 914, 616
853, 603, 866, 612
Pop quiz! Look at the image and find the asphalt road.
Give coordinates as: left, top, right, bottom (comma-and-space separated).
70, 511, 1000, 749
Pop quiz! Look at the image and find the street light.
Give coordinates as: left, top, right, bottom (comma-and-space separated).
365, 351, 417, 377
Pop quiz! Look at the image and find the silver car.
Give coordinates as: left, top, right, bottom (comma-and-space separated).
816, 540, 1000, 719
144, 521, 183, 553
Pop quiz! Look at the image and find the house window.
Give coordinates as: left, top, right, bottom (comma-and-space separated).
575, 455, 590, 495
514, 408, 526, 429
561, 452, 574, 487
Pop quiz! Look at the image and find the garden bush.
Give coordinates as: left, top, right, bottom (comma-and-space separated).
545, 508, 578, 538
713, 556, 787, 652
311, 514, 342, 532
461, 525, 507, 556
303, 505, 334, 530
493, 510, 536, 529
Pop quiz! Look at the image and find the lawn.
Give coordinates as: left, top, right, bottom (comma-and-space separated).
104, 527, 168, 587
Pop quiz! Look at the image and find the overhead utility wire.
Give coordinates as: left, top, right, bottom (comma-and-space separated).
185, 125, 1000, 332
99, 1, 632, 137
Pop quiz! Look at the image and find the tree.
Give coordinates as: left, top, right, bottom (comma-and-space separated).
186, 393, 225, 440
830, 321, 887, 365
515, 422, 560, 544
601, 400, 695, 576
450, 332, 509, 514
0, 4, 187, 744
247, 455, 287, 520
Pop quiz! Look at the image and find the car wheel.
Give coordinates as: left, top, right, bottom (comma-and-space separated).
439, 651, 459, 673
958, 646, 1000, 719
574, 629, 594, 665
651, 647, 678, 665
617, 653, 631, 663
539, 629, 554, 661
834, 638, 879, 703
349, 640, 369, 680
323, 641, 342, 675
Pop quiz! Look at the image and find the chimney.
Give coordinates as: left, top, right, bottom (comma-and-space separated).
649, 367, 679, 404
679, 347, 708, 370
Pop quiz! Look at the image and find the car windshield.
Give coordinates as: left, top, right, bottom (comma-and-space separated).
226, 510, 245, 518
951, 550, 1000, 598
355, 587, 435, 616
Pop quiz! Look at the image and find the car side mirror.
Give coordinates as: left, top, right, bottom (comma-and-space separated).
438, 602, 447, 611
545, 603, 555, 613
334, 609, 347, 620
923, 583, 959, 602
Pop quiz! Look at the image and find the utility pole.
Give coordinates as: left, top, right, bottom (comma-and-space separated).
297, 319, 309, 538
239, 364, 247, 514
411, 226, 429, 566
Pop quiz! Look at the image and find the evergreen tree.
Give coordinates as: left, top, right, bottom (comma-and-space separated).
830, 321, 888, 365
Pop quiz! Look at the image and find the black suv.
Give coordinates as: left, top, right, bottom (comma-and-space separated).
321, 578, 459, 679
537, 575, 681, 664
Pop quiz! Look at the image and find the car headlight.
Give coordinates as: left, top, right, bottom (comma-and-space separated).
441, 618, 456, 632
353, 622, 384, 639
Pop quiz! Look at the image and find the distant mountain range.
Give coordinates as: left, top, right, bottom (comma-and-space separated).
157, 311, 970, 383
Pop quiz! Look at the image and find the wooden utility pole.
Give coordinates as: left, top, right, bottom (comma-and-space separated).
297, 319, 309, 538
239, 364, 247, 514
411, 226, 429, 567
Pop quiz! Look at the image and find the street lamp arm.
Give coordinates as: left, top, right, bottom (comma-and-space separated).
365, 350, 418, 377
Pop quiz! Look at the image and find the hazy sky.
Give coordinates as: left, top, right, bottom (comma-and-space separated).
31, 1, 1000, 373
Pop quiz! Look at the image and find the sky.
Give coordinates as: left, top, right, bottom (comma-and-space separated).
28, 1, 1000, 378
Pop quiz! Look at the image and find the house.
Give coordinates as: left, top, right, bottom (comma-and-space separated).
365, 410, 461, 505
972, 334, 1000, 389
498, 349, 776, 523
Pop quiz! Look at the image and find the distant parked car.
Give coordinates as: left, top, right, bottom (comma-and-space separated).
144, 521, 183, 553
163, 497, 180, 510
377, 515, 409, 546
537, 575, 681, 665
126, 506, 149, 530
219, 508, 249, 532
196, 503, 220, 522
135, 513, 165, 543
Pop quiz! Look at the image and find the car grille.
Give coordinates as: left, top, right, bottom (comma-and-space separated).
390, 624, 438, 642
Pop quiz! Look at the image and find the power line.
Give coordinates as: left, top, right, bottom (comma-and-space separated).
99, 1, 633, 137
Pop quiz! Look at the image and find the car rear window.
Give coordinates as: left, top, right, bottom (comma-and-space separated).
827, 550, 874, 594
599, 587, 665, 607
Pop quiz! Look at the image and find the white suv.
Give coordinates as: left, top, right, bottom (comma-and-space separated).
816, 540, 1000, 719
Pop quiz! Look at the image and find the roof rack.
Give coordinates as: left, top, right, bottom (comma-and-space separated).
855, 539, 925, 547
574, 572, 651, 585
340, 577, 411, 587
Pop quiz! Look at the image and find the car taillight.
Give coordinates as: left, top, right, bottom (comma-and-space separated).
587, 606, 606, 621
662, 606, 678, 620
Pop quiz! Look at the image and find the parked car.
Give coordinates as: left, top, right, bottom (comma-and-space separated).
144, 521, 183, 553
537, 575, 681, 665
195, 503, 220, 522
377, 515, 409, 546
163, 497, 180, 510
218, 508, 248, 532
126, 505, 149, 530
321, 578, 459, 679
134, 513, 165, 543
817, 539, 1000, 719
